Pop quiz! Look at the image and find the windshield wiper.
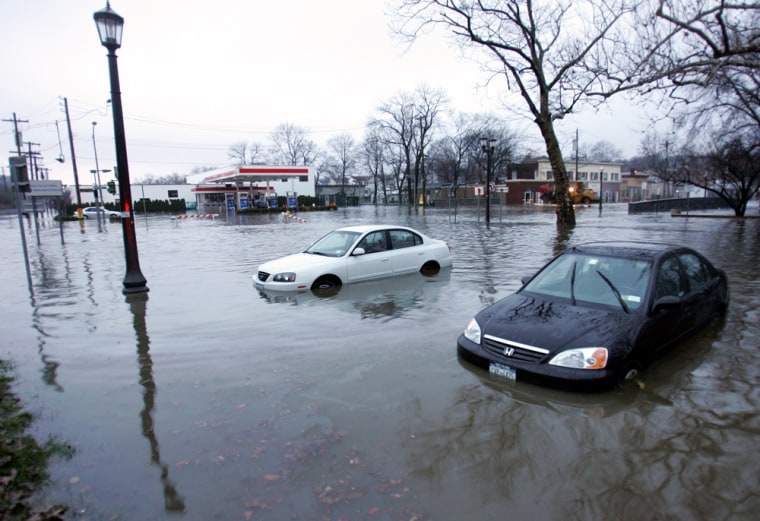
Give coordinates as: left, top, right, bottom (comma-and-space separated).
595, 270, 631, 313
570, 261, 577, 306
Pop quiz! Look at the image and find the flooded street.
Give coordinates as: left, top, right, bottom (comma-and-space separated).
2, 204, 759, 520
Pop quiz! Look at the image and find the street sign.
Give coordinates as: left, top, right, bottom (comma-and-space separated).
29, 179, 63, 197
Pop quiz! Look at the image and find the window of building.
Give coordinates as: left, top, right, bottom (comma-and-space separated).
168, 190, 178, 198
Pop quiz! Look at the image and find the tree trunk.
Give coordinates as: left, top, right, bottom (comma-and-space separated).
537, 115, 576, 227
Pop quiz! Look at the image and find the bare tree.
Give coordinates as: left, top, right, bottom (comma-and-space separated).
395, 0, 641, 226
636, 2, 760, 215
588, 140, 624, 162
429, 112, 483, 196
371, 92, 417, 204
362, 128, 387, 204
269, 123, 317, 166
325, 133, 358, 194
679, 139, 760, 216
227, 141, 265, 165
371, 86, 446, 205
412, 86, 447, 206
428, 112, 520, 203
640, 1, 760, 91
139, 173, 187, 184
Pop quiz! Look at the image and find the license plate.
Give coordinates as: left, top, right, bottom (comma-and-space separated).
254, 282, 264, 291
489, 362, 516, 381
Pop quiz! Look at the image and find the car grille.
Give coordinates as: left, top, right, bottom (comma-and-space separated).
482, 335, 549, 363
257, 271, 270, 282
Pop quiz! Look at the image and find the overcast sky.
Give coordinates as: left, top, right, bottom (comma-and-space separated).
1, 0, 651, 186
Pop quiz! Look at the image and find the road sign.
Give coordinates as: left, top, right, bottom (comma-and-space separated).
30, 179, 63, 197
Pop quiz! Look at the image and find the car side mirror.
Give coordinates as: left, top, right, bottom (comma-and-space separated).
352, 247, 366, 256
521, 275, 532, 285
652, 295, 681, 314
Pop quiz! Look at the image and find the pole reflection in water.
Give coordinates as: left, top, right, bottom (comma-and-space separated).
127, 293, 185, 513
28, 247, 71, 392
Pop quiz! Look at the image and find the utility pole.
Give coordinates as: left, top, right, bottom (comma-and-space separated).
24, 141, 42, 245
61, 97, 83, 207
480, 137, 496, 225
2, 112, 28, 155
575, 129, 579, 184
24, 141, 41, 179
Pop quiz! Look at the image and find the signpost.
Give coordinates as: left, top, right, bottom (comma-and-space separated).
30, 179, 63, 197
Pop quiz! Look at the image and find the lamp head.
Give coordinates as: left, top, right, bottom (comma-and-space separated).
94, 1, 124, 50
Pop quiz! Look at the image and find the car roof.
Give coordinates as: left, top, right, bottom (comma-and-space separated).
567, 241, 682, 261
335, 225, 417, 234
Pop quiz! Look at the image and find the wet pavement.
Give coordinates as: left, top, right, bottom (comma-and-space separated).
1, 203, 759, 520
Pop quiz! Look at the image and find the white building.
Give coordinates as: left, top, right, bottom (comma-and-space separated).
188, 165, 315, 213
69, 165, 315, 213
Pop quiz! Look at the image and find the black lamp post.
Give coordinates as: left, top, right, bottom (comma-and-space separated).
94, 1, 148, 294
480, 137, 496, 224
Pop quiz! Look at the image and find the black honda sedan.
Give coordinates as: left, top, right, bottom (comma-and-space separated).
457, 242, 729, 391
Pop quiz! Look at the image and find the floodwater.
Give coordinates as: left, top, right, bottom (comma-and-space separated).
1, 203, 759, 521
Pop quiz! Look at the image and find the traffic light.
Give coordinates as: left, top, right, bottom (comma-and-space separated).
106, 180, 116, 195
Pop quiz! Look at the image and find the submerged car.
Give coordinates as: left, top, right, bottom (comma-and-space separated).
254, 225, 452, 294
457, 242, 729, 391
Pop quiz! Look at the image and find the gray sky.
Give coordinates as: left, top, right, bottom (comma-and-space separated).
1, 0, 649, 186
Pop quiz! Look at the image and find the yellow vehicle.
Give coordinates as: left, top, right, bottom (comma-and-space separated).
540, 183, 599, 205
568, 183, 599, 205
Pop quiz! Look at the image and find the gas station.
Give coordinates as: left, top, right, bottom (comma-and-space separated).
189, 165, 314, 213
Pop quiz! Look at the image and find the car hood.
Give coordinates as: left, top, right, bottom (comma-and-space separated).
258, 252, 338, 273
476, 292, 630, 353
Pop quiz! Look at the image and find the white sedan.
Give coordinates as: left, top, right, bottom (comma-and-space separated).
81, 206, 121, 220
253, 225, 452, 294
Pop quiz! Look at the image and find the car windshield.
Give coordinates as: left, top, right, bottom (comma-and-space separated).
523, 252, 652, 311
305, 231, 362, 257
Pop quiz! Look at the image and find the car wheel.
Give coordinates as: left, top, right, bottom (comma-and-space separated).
581, 197, 591, 204
311, 276, 341, 297
420, 261, 440, 276
616, 360, 643, 390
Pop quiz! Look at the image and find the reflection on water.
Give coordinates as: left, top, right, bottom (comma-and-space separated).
1, 205, 759, 520
257, 269, 451, 321
128, 293, 186, 512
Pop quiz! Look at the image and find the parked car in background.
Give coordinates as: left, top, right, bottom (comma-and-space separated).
254, 225, 452, 295
81, 206, 121, 220
457, 242, 729, 391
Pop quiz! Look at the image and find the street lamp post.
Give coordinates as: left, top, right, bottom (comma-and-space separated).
480, 137, 496, 224
94, 1, 148, 294
599, 168, 604, 217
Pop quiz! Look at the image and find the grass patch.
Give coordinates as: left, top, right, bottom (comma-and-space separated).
1, 360, 73, 520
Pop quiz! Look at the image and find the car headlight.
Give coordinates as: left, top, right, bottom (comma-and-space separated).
463, 318, 481, 344
549, 348, 608, 369
272, 272, 296, 282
